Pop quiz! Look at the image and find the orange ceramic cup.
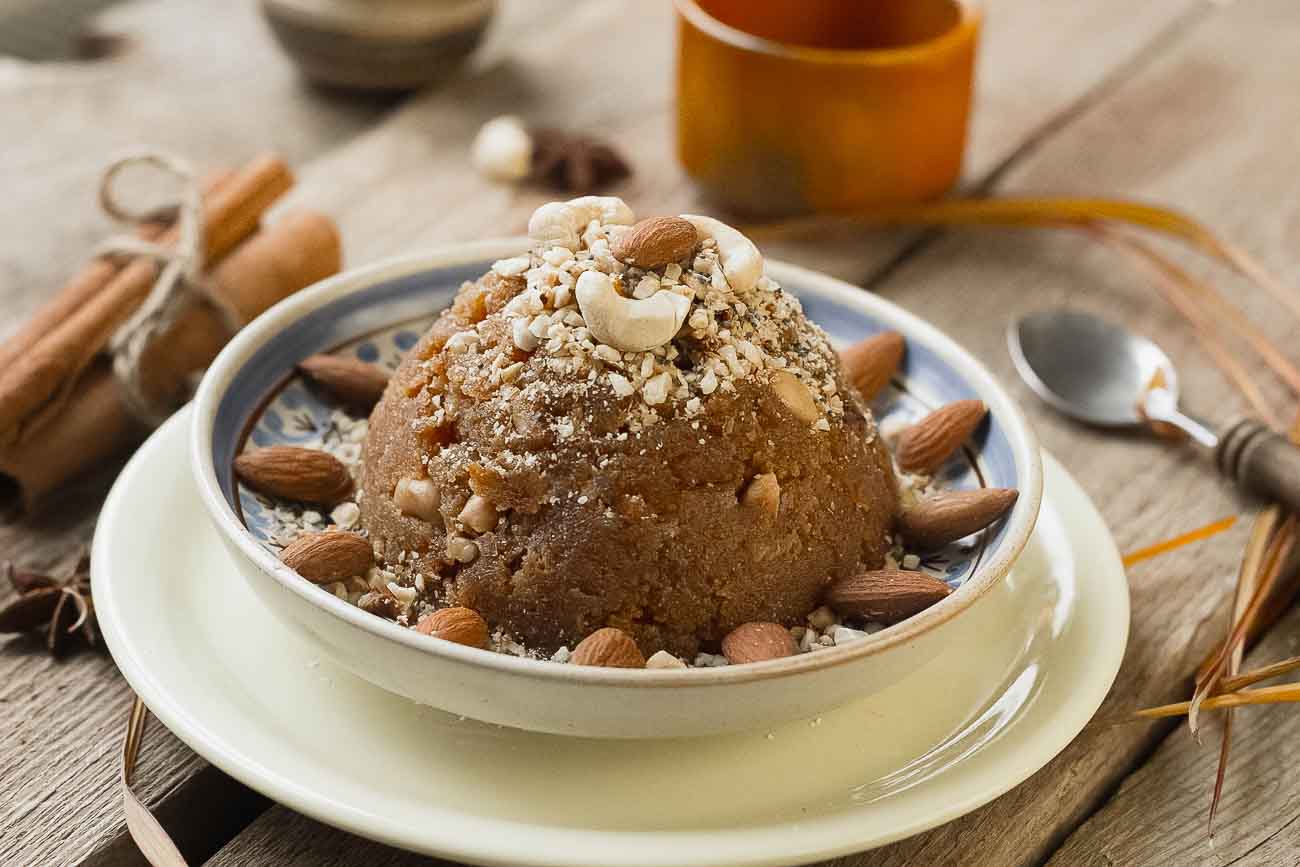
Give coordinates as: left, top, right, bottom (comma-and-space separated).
675, 0, 981, 216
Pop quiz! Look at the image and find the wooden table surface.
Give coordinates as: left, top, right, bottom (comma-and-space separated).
4, 1, 1300, 864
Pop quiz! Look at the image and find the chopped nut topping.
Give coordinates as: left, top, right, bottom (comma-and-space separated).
419, 205, 847, 457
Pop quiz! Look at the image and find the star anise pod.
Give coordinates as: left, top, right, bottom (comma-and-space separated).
0, 554, 97, 657
529, 128, 631, 194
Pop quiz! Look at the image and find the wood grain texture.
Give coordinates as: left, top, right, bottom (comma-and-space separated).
0, 1, 560, 864
0, 0, 379, 857
0, 0, 384, 336
1046, 603, 1300, 866
0, 0, 559, 336
0, 397, 265, 867
207, 807, 443, 867
839, 0, 1300, 863
7, 0, 1298, 865
279, 0, 1204, 281
206, 0, 1285, 866
0, 0, 124, 60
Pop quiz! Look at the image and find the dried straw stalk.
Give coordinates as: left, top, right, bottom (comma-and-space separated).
1134, 683, 1300, 720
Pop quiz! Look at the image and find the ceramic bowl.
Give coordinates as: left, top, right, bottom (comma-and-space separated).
261, 0, 496, 92
191, 240, 1042, 739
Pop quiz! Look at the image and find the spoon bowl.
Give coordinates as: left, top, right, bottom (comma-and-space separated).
1010, 308, 1300, 515
1008, 310, 1178, 428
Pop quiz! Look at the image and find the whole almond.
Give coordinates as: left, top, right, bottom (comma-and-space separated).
571, 627, 646, 668
280, 531, 373, 583
825, 569, 952, 623
234, 445, 353, 505
840, 331, 904, 401
895, 400, 987, 474
297, 354, 391, 412
612, 216, 699, 269
898, 488, 1019, 550
771, 370, 821, 424
721, 621, 798, 664
416, 606, 489, 648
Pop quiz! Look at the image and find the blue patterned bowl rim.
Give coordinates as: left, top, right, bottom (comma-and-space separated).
191, 240, 1043, 686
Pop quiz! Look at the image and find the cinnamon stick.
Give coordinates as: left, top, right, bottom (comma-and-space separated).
0, 155, 293, 446
0, 361, 146, 510
0, 169, 236, 375
136, 211, 342, 410
0, 210, 341, 510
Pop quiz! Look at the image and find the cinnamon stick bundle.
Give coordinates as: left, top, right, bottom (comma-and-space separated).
0, 154, 342, 511
0, 155, 293, 447
0, 168, 235, 376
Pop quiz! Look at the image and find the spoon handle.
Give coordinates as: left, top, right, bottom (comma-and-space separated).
1216, 418, 1300, 513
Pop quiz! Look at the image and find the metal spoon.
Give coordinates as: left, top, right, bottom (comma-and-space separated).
1009, 309, 1300, 513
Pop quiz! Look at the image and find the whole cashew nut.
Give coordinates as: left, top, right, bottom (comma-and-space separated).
528, 196, 636, 250
680, 214, 763, 294
575, 270, 691, 352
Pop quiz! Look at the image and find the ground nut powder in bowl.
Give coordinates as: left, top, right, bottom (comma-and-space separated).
360, 198, 898, 658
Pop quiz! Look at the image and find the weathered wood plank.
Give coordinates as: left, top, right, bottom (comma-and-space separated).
281, 0, 1205, 280
0, 610, 263, 866
0, 0, 386, 333
202, 0, 1268, 865
1014, 2, 1300, 863
842, 0, 1300, 863
0, 0, 562, 331
15, 0, 1291, 863
0, 1, 567, 864
207, 809, 443, 867
0, 0, 381, 858
1046, 603, 1300, 866
0, 0, 124, 61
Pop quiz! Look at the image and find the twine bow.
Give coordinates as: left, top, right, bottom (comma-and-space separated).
97, 151, 231, 426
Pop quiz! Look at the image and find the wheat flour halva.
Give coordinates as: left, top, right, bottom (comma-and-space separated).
357, 197, 899, 657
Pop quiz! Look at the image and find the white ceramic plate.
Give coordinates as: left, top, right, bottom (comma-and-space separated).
94, 408, 1128, 867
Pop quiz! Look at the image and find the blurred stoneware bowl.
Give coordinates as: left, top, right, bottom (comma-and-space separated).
261, 0, 496, 91
191, 240, 1042, 739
